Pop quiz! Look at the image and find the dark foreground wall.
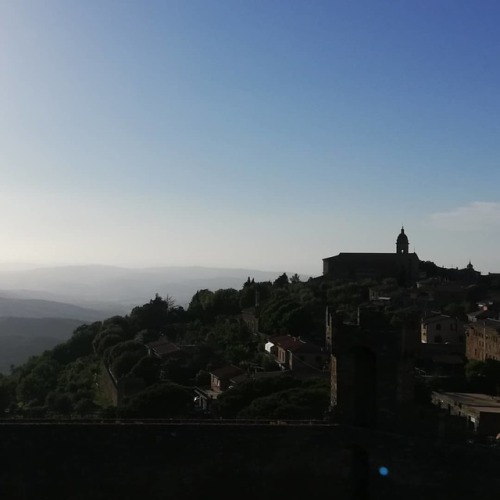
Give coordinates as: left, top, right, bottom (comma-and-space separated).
1, 422, 499, 500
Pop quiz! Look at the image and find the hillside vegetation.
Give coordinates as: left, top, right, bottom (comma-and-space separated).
0, 273, 343, 418
2, 271, 492, 420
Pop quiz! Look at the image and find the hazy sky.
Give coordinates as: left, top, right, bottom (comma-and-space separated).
1, 1, 500, 275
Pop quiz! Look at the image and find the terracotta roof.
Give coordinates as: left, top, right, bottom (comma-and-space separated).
272, 335, 323, 353
230, 374, 249, 385
211, 365, 244, 380
147, 339, 180, 357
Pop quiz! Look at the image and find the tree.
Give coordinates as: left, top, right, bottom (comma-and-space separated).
0, 375, 15, 413
273, 273, 289, 288
46, 391, 73, 414
16, 357, 61, 406
212, 288, 240, 316
122, 382, 193, 418
96, 334, 123, 357
129, 356, 161, 385
239, 386, 329, 419
188, 290, 215, 321
217, 376, 299, 418
465, 359, 500, 394
130, 294, 175, 333
111, 350, 145, 379
105, 340, 146, 367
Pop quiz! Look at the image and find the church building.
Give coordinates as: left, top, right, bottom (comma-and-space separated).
322, 227, 420, 286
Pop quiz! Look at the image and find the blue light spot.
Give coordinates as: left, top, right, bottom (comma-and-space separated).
378, 466, 389, 477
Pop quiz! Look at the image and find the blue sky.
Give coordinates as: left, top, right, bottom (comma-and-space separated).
1, 0, 500, 275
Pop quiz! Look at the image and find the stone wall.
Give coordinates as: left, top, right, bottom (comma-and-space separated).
0, 422, 499, 499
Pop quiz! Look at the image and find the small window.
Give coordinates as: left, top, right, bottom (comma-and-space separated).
434, 335, 443, 343
436, 324, 442, 331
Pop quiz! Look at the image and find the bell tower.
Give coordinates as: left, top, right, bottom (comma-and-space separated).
396, 227, 409, 255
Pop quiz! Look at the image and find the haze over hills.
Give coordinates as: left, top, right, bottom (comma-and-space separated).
0, 265, 296, 309
0, 265, 297, 372
0, 296, 114, 321
0, 317, 87, 374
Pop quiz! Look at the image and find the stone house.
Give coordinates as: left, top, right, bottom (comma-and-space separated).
210, 365, 245, 392
194, 365, 244, 416
421, 314, 464, 344
267, 335, 328, 373
466, 319, 500, 361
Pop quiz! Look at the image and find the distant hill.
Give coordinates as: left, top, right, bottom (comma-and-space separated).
0, 265, 299, 307
0, 317, 87, 373
0, 296, 115, 321
0, 265, 309, 371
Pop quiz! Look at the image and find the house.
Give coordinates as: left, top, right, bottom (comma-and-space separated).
146, 338, 181, 361
193, 365, 244, 416
432, 392, 500, 436
210, 365, 245, 392
466, 319, 500, 361
268, 335, 328, 373
421, 314, 464, 344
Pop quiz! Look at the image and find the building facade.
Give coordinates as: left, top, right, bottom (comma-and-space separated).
466, 319, 500, 361
421, 314, 464, 344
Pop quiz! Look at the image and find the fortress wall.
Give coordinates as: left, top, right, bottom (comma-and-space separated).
0, 422, 499, 499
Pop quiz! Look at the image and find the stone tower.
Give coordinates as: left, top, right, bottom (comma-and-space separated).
327, 307, 417, 430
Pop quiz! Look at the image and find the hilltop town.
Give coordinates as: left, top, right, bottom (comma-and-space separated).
2, 228, 500, 498
2, 227, 500, 438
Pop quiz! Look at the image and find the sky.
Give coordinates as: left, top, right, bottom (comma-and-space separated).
1, 0, 500, 275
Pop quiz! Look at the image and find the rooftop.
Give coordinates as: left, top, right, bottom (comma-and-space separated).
422, 314, 453, 324
146, 339, 180, 357
433, 392, 500, 414
270, 335, 323, 353
210, 365, 244, 380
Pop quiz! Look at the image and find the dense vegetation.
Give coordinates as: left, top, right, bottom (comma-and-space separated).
1, 273, 345, 418
2, 265, 498, 419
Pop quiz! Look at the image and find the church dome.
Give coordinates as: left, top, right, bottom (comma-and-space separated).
397, 227, 409, 244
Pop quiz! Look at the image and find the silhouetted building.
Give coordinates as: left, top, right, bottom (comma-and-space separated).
421, 314, 464, 344
326, 310, 417, 430
323, 227, 419, 286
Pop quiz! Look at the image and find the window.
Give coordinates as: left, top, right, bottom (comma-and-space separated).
436, 324, 442, 331
434, 335, 443, 343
